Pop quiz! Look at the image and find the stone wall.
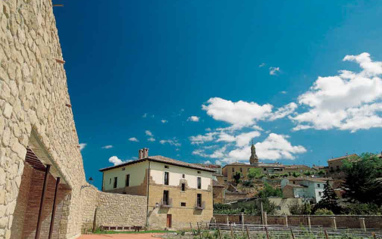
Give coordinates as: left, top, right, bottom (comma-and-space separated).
214, 214, 382, 229
0, 0, 88, 237
81, 186, 147, 232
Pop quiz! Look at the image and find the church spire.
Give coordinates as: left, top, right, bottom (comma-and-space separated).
250, 141, 259, 166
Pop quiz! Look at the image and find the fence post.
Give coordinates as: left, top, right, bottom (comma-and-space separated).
227, 215, 229, 226
372, 232, 377, 239
331, 217, 337, 231
230, 225, 234, 239
241, 212, 245, 231
263, 212, 268, 226
290, 228, 295, 239
359, 218, 366, 232
307, 215, 311, 231
324, 230, 329, 239
245, 226, 250, 239
265, 226, 270, 239
284, 215, 288, 228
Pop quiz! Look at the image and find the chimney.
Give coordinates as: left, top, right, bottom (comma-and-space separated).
143, 148, 149, 158
138, 149, 143, 159
138, 148, 149, 159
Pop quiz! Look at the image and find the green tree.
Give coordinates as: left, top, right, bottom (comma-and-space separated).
247, 168, 264, 180
317, 170, 326, 177
232, 172, 242, 185
314, 180, 341, 214
342, 153, 382, 206
257, 182, 283, 198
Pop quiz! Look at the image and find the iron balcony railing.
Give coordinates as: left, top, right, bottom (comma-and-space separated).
160, 198, 172, 208
195, 201, 205, 210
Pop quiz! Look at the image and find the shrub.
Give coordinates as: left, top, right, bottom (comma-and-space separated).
314, 208, 334, 215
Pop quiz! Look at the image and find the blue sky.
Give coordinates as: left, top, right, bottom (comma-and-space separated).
54, 0, 382, 188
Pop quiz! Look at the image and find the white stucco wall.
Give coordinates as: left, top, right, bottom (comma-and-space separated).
150, 161, 213, 189
102, 161, 148, 191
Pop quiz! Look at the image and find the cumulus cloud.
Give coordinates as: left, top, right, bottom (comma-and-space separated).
259, 63, 266, 67
202, 97, 273, 129
109, 156, 123, 165
216, 131, 261, 147
79, 143, 87, 151
189, 132, 217, 145
145, 130, 153, 136
160, 139, 181, 147
193, 146, 227, 159
147, 137, 156, 142
161, 119, 168, 123
188, 116, 200, 122
269, 102, 298, 121
269, 67, 280, 75
129, 137, 139, 142
226, 133, 306, 162
102, 145, 113, 149
291, 53, 382, 132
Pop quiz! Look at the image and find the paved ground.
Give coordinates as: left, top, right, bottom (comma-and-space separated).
79, 233, 164, 239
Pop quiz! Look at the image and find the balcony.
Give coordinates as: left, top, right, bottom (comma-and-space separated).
195, 201, 205, 210
160, 198, 172, 208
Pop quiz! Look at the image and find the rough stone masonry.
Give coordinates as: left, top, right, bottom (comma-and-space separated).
0, 0, 146, 238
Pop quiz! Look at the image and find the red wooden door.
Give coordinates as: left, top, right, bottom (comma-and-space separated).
166, 214, 172, 228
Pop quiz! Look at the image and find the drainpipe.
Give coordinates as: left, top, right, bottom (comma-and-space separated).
146, 160, 151, 228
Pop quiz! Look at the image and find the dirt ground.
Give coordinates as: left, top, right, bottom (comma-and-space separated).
78, 233, 165, 239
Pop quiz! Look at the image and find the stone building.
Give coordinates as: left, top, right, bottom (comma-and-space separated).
281, 178, 332, 203
0, 0, 147, 237
327, 154, 358, 179
99, 149, 215, 230
222, 143, 285, 181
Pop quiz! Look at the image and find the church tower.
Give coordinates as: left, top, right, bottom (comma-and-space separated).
249, 142, 259, 166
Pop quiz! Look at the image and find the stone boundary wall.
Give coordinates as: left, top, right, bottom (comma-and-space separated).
81, 186, 147, 232
214, 214, 382, 229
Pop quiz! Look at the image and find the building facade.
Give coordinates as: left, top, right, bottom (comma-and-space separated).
327, 154, 358, 179
281, 178, 332, 203
100, 149, 215, 230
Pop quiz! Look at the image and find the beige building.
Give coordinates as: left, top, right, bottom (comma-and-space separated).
100, 149, 215, 230
327, 154, 358, 179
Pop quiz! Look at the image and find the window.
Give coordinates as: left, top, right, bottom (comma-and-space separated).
240, 168, 242, 172
181, 202, 186, 207
232, 168, 235, 172
319, 192, 322, 196
197, 171, 201, 174
163, 190, 169, 205
197, 177, 201, 189
122, 167, 125, 171
164, 172, 169, 185
125, 174, 130, 187
263, 168, 266, 171
293, 181, 295, 184
181, 183, 185, 191
317, 184, 320, 188
164, 165, 169, 169
197, 194, 202, 207
113, 177, 118, 188
182, 174, 185, 178
109, 178, 111, 184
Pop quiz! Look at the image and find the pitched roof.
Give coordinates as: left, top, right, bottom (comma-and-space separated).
287, 177, 331, 183
284, 165, 311, 169
99, 155, 216, 172
328, 154, 358, 162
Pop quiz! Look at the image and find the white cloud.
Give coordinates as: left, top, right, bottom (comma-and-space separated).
142, 113, 147, 118
259, 63, 266, 67
216, 131, 261, 147
147, 137, 156, 142
188, 116, 200, 122
161, 119, 168, 123
226, 133, 306, 162
160, 139, 181, 147
280, 91, 287, 94
109, 156, 123, 165
193, 146, 226, 159
291, 53, 382, 132
269, 102, 298, 121
204, 160, 212, 164
269, 67, 280, 75
102, 145, 113, 149
145, 130, 153, 136
79, 143, 87, 151
129, 137, 139, 142
202, 97, 273, 129
189, 132, 217, 145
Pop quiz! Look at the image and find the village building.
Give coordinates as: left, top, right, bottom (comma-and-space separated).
327, 154, 358, 179
281, 178, 332, 203
222, 143, 285, 181
99, 149, 215, 230
284, 165, 312, 174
